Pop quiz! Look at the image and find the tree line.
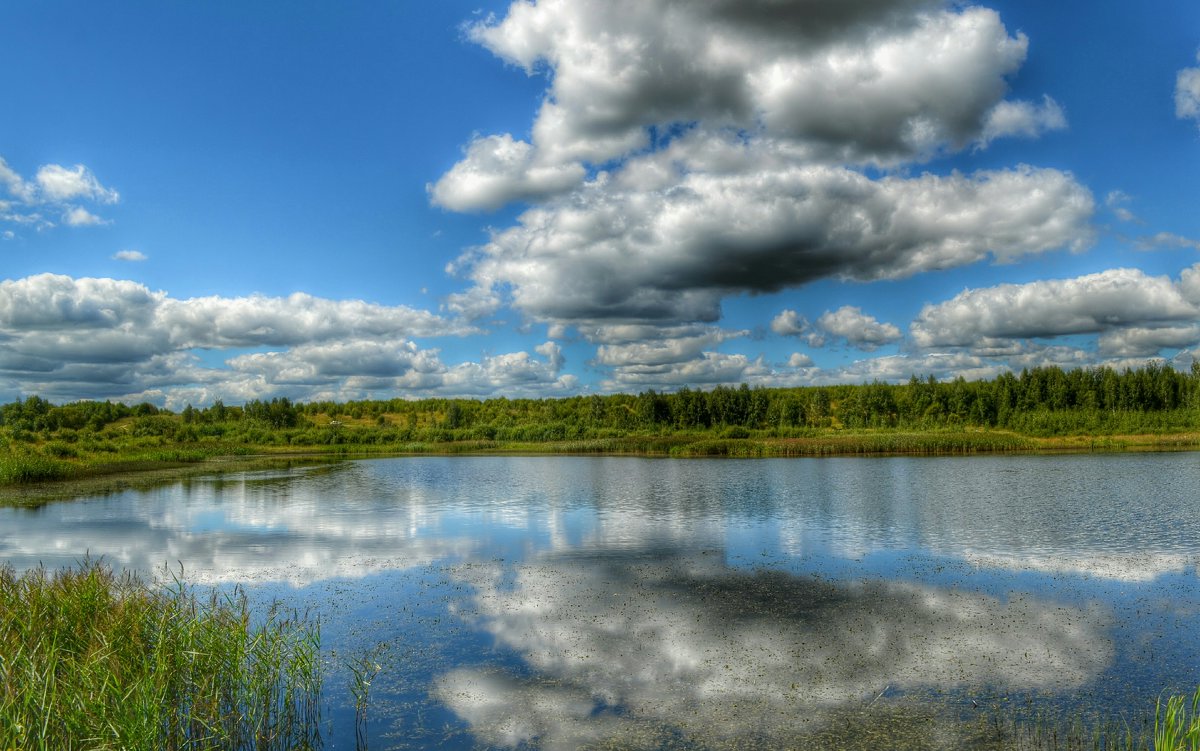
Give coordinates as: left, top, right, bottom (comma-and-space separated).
3, 363, 1199, 443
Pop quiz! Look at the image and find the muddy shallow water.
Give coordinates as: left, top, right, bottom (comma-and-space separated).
3, 454, 1199, 749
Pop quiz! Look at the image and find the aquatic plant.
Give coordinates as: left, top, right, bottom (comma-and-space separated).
1155, 686, 1200, 751
0, 560, 321, 750
348, 654, 382, 750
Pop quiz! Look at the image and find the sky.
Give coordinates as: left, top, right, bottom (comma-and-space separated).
2, 0, 1199, 408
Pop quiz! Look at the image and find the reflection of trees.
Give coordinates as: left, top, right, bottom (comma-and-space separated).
0, 464, 475, 585
439, 549, 1113, 749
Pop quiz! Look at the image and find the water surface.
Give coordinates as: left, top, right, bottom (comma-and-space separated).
2, 454, 1198, 749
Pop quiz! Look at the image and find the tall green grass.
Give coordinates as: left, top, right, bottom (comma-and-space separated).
0, 452, 73, 483
1155, 686, 1200, 750
0, 561, 321, 750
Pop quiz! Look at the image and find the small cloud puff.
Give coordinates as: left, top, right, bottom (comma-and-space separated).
63, 207, 109, 227
36, 164, 120, 204
979, 96, 1067, 147
816, 306, 902, 351
1, 156, 119, 235
1176, 51, 1200, 128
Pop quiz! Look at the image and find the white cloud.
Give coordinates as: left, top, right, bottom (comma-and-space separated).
113, 249, 148, 261
1, 156, 120, 237
830, 351, 1005, 384
429, 134, 586, 212
459, 156, 1093, 324
62, 206, 108, 227
786, 352, 814, 368
432, 0, 1093, 377
534, 340, 565, 372
463, 1, 1034, 174
583, 326, 755, 390
35, 163, 120, 204
429, 0, 1104, 396
0, 156, 35, 202
912, 267, 1200, 349
592, 328, 744, 368
227, 339, 443, 384
156, 290, 469, 348
0, 274, 162, 330
442, 285, 501, 322
1098, 325, 1200, 357
770, 309, 808, 337
602, 352, 768, 391
1105, 190, 1140, 224
1176, 52, 1200, 127
1134, 232, 1200, 252
0, 274, 590, 403
439, 349, 578, 397
979, 96, 1067, 146
816, 306, 902, 350
0, 273, 498, 404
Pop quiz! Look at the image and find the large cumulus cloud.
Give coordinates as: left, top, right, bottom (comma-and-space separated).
433, 0, 1091, 331
911, 267, 1200, 349
455, 155, 1092, 324
0, 274, 573, 405
435, 0, 1053, 201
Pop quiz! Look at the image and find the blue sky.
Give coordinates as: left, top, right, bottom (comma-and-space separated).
2, 0, 1199, 407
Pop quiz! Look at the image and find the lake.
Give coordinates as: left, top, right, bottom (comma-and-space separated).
3, 453, 1199, 749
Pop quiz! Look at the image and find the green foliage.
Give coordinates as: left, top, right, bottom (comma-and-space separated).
1, 364, 1198, 489
0, 560, 321, 750
1155, 685, 1200, 751
0, 451, 74, 483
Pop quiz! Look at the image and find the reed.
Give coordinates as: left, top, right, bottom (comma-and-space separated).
1154, 685, 1200, 750
0, 451, 73, 483
988, 686, 1200, 750
0, 560, 321, 750
348, 654, 381, 750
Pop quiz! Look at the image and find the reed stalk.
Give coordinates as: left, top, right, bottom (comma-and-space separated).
0, 560, 321, 750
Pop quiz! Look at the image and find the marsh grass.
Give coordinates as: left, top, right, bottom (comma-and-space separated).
0, 560, 321, 750
1154, 686, 1200, 750
0, 451, 73, 483
982, 687, 1200, 751
348, 654, 381, 750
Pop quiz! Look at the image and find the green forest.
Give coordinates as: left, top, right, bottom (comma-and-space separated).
3, 363, 1200, 489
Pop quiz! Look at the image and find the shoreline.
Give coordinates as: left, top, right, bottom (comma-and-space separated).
5, 429, 1199, 506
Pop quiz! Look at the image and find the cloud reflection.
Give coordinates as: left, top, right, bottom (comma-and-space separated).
0, 464, 476, 586
437, 548, 1113, 748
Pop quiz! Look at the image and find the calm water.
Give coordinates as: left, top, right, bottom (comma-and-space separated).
3, 454, 1199, 749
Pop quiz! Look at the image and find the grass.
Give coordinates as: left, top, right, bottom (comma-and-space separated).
348, 654, 382, 750
4, 423, 1200, 501
0, 451, 74, 483
1155, 686, 1200, 751
0, 560, 321, 750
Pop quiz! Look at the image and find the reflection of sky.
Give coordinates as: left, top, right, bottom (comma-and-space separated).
4, 454, 1196, 585
2, 454, 1199, 748
0, 463, 481, 585
438, 547, 1112, 749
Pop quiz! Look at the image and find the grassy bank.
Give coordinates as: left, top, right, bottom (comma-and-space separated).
4, 363, 1200, 496
0, 561, 321, 751
4, 426, 1200, 505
